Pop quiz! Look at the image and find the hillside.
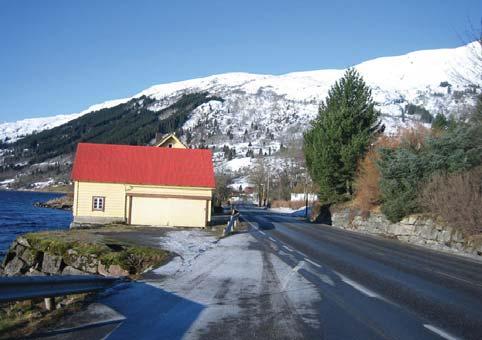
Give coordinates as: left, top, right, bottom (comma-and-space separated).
0, 42, 481, 189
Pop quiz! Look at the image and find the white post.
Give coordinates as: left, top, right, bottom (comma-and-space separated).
44, 297, 55, 311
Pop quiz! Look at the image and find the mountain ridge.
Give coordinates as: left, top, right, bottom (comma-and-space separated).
1, 42, 480, 143
0, 42, 481, 190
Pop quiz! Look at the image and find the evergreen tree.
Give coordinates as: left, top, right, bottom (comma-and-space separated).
431, 114, 448, 130
304, 69, 380, 203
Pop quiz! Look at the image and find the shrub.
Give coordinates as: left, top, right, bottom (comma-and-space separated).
354, 149, 380, 212
354, 135, 401, 213
419, 166, 482, 235
378, 122, 482, 223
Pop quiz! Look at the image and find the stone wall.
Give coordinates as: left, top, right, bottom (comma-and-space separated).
331, 209, 482, 258
0, 236, 128, 277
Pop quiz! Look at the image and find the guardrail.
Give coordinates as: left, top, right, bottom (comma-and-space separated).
223, 212, 240, 236
0, 275, 119, 310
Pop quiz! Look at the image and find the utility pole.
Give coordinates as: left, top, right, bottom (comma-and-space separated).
304, 170, 309, 218
266, 165, 270, 207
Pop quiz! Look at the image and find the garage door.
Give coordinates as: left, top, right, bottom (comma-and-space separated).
130, 196, 206, 227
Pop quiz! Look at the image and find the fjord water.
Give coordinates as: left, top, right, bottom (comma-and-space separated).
0, 191, 72, 258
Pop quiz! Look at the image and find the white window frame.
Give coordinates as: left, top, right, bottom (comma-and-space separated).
92, 196, 105, 212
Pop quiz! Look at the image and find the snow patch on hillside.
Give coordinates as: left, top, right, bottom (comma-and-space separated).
1, 42, 480, 147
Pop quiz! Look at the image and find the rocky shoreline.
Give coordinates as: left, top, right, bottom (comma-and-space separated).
0, 231, 168, 278
33, 194, 73, 211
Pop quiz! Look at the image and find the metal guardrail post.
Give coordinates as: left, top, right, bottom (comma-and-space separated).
223, 212, 240, 236
45, 297, 55, 311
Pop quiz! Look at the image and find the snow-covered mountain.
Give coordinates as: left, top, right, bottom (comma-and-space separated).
0, 42, 480, 181
1, 42, 480, 143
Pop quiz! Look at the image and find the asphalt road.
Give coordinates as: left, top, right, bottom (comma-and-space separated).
240, 206, 482, 340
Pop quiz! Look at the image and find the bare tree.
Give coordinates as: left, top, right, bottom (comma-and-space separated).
249, 157, 268, 206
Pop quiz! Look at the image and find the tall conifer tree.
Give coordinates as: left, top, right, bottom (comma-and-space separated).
304, 69, 380, 202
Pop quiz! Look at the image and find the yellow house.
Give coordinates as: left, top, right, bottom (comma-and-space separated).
154, 133, 188, 149
70, 141, 215, 228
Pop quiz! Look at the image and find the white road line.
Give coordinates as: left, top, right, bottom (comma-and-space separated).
258, 230, 266, 235
335, 272, 380, 299
424, 324, 459, 340
281, 261, 305, 290
269, 237, 277, 242
283, 245, 294, 252
434, 270, 482, 287
304, 258, 322, 268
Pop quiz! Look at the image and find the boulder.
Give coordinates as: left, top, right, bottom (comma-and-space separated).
66, 255, 99, 274
16, 237, 31, 248
26, 268, 46, 276
4, 257, 28, 276
401, 215, 418, 225
62, 266, 89, 275
19, 248, 42, 267
388, 223, 414, 236
42, 253, 63, 274
98, 263, 129, 277
2, 250, 17, 267
13, 244, 26, 258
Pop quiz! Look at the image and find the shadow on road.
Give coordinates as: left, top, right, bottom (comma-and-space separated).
98, 281, 205, 339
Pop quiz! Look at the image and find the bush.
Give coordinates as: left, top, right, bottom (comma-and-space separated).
354, 136, 399, 212
354, 149, 380, 212
419, 166, 482, 235
378, 122, 482, 222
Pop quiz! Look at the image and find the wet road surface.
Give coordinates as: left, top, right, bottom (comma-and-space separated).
240, 206, 482, 340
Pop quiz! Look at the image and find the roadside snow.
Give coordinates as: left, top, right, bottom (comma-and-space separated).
269, 207, 298, 213
153, 230, 217, 276
269, 206, 311, 217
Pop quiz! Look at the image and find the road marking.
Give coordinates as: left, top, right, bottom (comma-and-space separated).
292, 261, 304, 272
424, 324, 459, 340
269, 237, 277, 242
433, 270, 482, 287
335, 272, 380, 299
283, 245, 294, 252
304, 258, 322, 268
258, 230, 266, 235
281, 261, 304, 290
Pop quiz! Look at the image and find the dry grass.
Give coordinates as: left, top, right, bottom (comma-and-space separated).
353, 149, 381, 212
0, 294, 89, 339
397, 124, 431, 149
353, 135, 400, 213
419, 166, 482, 236
271, 200, 307, 210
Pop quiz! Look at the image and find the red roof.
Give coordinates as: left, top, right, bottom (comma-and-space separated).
71, 143, 215, 188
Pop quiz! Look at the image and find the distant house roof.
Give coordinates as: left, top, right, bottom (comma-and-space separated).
71, 143, 215, 188
155, 133, 187, 148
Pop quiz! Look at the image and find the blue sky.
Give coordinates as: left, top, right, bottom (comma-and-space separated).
1, 0, 481, 121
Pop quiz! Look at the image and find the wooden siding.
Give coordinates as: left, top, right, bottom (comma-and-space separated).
73, 181, 213, 226
73, 182, 126, 219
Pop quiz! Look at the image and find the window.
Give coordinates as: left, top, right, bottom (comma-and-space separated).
168, 143, 173, 148
92, 196, 105, 211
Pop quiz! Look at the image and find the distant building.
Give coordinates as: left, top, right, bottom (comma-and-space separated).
155, 132, 188, 149
290, 193, 318, 202
71, 141, 215, 227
